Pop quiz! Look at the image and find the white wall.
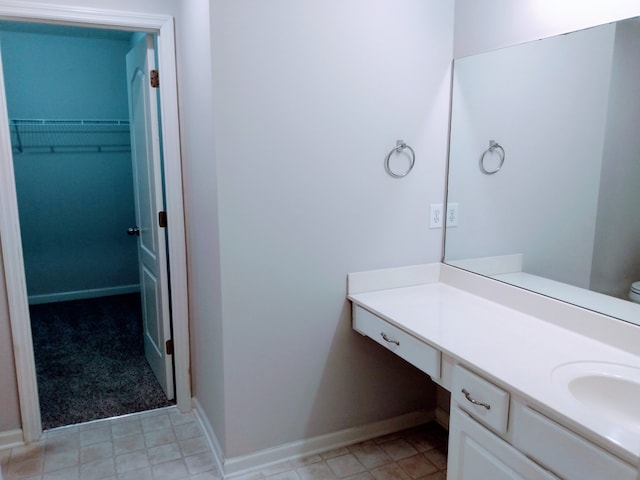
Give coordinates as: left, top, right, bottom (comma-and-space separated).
590, 19, 640, 297
210, 0, 453, 457
0, 0, 454, 459
3, 0, 634, 467
177, 0, 227, 451
454, 0, 640, 58
446, 24, 615, 288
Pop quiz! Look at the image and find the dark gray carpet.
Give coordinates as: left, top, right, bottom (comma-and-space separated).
30, 293, 173, 430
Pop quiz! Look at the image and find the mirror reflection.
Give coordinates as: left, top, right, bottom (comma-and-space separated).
444, 17, 640, 326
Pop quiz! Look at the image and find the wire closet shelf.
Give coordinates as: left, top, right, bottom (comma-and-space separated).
9, 119, 131, 154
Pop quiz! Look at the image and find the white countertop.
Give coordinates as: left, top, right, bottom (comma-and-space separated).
348, 266, 640, 465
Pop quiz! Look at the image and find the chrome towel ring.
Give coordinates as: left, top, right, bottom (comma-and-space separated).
480, 140, 505, 175
385, 140, 415, 178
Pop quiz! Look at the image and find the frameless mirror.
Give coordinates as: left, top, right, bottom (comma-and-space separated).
444, 16, 640, 327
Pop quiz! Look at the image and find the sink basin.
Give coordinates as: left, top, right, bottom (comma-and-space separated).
551, 362, 640, 428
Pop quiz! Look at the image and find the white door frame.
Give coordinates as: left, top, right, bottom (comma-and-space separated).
0, 2, 191, 442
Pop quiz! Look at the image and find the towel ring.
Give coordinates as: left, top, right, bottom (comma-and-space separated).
385, 140, 415, 178
480, 140, 505, 175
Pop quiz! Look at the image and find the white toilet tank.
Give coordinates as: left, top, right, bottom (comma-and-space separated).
629, 281, 640, 303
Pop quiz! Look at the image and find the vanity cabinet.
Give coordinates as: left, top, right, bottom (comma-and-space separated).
448, 365, 558, 479
350, 302, 638, 480
448, 365, 637, 480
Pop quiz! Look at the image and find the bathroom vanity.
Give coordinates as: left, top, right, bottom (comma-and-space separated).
348, 263, 640, 480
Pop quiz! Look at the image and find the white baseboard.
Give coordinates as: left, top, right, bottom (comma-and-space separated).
0, 429, 23, 451
191, 398, 225, 478
192, 398, 434, 479
28, 284, 140, 305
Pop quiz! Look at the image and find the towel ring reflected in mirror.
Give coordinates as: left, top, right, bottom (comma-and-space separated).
385, 140, 415, 178
480, 140, 505, 175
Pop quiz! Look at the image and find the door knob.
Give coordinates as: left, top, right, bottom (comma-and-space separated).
127, 227, 140, 236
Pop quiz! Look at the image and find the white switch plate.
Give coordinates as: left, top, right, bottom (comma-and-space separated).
446, 203, 459, 227
429, 204, 444, 229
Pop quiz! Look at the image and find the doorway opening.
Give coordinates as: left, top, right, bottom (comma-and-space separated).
0, 20, 175, 430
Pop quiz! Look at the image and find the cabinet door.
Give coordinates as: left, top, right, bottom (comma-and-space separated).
448, 408, 558, 480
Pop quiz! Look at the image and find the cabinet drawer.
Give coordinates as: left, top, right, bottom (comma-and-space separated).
452, 365, 509, 435
510, 403, 636, 480
353, 305, 440, 379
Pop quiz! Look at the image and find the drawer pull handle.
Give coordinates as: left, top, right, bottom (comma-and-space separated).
380, 332, 400, 346
462, 388, 491, 410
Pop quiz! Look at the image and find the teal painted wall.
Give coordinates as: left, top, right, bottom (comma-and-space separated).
0, 25, 140, 301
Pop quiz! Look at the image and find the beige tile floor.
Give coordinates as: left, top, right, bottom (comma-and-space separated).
0, 407, 448, 480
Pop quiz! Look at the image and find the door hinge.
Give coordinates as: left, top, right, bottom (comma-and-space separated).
150, 69, 160, 88
166, 339, 174, 355
158, 211, 167, 228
